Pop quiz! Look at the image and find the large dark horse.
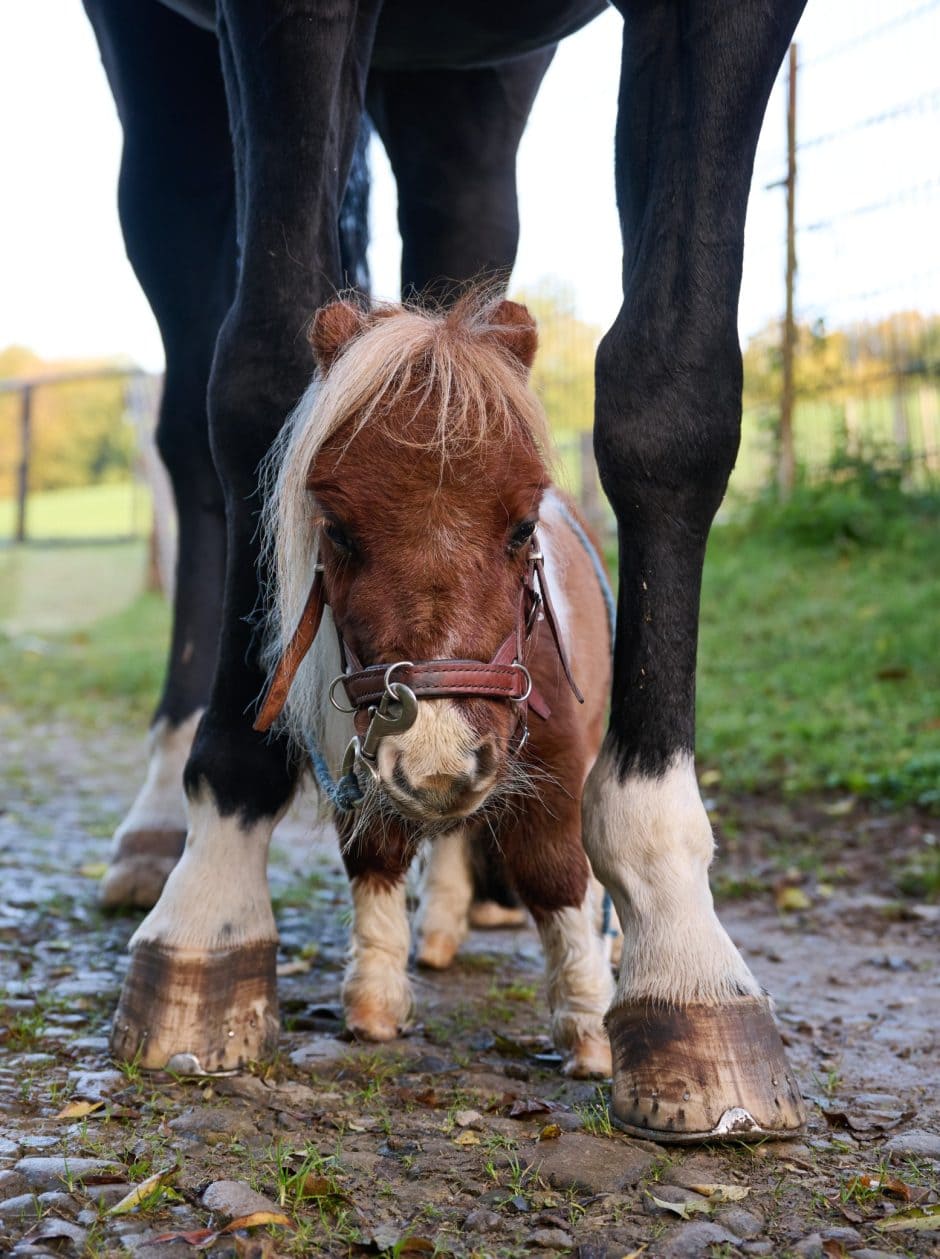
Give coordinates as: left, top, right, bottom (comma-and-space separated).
84, 0, 807, 1142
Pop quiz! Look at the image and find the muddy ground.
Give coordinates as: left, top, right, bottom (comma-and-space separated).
1, 713, 938, 1259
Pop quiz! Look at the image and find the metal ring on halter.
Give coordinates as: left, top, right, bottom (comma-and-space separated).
382, 660, 414, 699
328, 673, 358, 714
511, 662, 533, 704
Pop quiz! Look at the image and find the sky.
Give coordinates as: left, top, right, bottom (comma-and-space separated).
1, 1, 937, 373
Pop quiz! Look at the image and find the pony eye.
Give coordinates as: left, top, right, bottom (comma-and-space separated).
509, 519, 537, 550
323, 520, 353, 553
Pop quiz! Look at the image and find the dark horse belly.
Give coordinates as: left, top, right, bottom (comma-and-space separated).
156, 0, 608, 66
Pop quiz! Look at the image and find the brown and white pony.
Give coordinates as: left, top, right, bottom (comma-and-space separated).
259, 294, 615, 1077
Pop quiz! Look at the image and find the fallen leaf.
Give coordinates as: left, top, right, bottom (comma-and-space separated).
397, 1238, 435, 1255
152, 1228, 219, 1247
508, 1098, 558, 1118
539, 1123, 562, 1141
295, 1173, 341, 1199
874, 1204, 940, 1232
223, 1212, 294, 1232
822, 1241, 847, 1258
856, 1172, 912, 1201
775, 885, 812, 912
688, 1183, 750, 1202
55, 1099, 105, 1120
78, 862, 109, 879
107, 1165, 179, 1215
822, 1107, 915, 1133
276, 960, 311, 977
649, 1194, 712, 1220
453, 1129, 480, 1146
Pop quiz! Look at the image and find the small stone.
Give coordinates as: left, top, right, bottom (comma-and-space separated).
661, 1155, 728, 1188
820, 1227, 863, 1247
84, 1182, 133, 1206
662, 1222, 742, 1258
68, 1068, 125, 1100
287, 1036, 346, 1070
523, 1132, 656, 1194
169, 1107, 256, 1142
406, 1054, 458, 1075
15, 1156, 120, 1191
201, 1179, 281, 1221
464, 1207, 501, 1231
18, 1134, 60, 1151
793, 1235, 824, 1258
848, 1252, 904, 1259
454, 1109, 484, 1128
883, 1128, 940, 1159
0, 1171, 28, 1197
715, 1208, 764, 1239
0, 1195, 39, 1219
552, 1112, 583, 1132
0, 1136, 20, 1157
526, 1228, 573, 1249
742, 1244, 773, 1256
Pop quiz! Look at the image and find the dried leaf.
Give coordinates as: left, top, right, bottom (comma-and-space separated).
276, 960, 311, 977
453, 1129, 480, 1146
821, 1241, 847, 1258
397, 1238, 435, 1255
688, 1183, 750, 1202
539, 1123, 562, 1141
152, 1228, 219, 1246
822, 1107, 914, 1133
856, 1173, 912, 1201
222, 1211, 294, 1233
79, 862, 109, 879
874, 1203, 940, 1232
107, 1165, 179, 1215
508, 1097, 557, 1118
55, 1099, 105, 1119
649, 1194, 712, 1220
775, 885, 812, 912
295, 1173, 340, 1199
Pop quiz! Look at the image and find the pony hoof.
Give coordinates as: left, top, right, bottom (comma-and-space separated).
468, 900, 527, 929
562, 1033, 612, 1080
416, 930, 461, 970
607, 997, 806, 1144
100, 829, 187, 909
110, 938, 278, 1071
345, 1004, 404, 1042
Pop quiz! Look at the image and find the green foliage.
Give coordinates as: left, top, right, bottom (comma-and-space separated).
697, 472, 940, 809
511, 281, 601, 437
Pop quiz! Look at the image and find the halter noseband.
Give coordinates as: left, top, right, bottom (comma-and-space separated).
254, 534, 582, 805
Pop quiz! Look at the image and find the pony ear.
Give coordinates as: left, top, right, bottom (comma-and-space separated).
483, 300, 538, 373
308, 300, 367, 370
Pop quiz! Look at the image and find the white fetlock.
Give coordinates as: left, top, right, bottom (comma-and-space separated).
415, 829, 472, 970
537, 896, 614, 1078
343, 877, 413, 1040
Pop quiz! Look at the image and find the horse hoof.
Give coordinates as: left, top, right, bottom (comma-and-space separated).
416, 930, 460, 970
468, 900, 527, 928
100, 830, 187, 909
110, 938, 278, 1071
345, 1004, 403, 1042
562, 1033, 612, 1079
607, 997, 806, 1144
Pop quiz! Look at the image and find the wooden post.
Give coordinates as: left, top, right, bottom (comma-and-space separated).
778, 42, 798, 497
14, 385, 33, 544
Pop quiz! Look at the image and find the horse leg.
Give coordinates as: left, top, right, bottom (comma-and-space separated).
83, 0, 234, 910
584, 0, 808, 1141
339, 817, 415, 1040
414, 827, 474, 970
110, 0, 381, 1070
500, 780, 614, 1079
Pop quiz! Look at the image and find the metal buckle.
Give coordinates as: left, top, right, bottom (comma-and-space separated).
510, 661, 533, 704
382, 660, 414, 698
328, 674, 357, 714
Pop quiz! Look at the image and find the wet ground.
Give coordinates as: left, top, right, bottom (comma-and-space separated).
1, 712, 938, 1258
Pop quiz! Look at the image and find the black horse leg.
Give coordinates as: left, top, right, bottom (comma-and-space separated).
110, 0, 382, 1071
366, 52, 553, 967
584, 0, 808, 1141
83, 0, 235, 910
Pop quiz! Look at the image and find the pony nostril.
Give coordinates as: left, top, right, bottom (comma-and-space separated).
473, 740, 496, 780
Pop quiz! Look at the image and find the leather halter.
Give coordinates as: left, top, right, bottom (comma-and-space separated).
254, 535, 583, 736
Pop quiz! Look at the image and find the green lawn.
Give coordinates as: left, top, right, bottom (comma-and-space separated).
1, 485, 937, 809
0, 480, 152, 542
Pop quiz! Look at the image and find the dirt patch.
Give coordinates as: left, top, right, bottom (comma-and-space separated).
1, 714, 937, 1257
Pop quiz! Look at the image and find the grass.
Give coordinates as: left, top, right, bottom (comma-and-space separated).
0, 480, 151, 542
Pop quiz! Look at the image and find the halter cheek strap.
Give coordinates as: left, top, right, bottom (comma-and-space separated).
253, 541, 582, 735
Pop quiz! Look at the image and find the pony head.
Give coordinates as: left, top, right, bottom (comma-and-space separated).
263, 291, 550, 826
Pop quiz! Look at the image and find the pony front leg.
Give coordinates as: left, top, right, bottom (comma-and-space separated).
502, 793, 614, 1079
340, 818, 414, 1041
415, 827, 473, 970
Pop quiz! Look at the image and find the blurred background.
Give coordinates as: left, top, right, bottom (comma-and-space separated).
1, 1, 938, 828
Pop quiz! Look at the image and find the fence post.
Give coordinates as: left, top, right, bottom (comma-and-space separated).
778, 42, 798, 497
15, 384, 33, 544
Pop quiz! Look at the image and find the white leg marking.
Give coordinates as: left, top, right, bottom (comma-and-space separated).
343, 877, 413, 1041
131, 789, 278, 954
582, 748, 760, 1006
416, 829, 473, 969
537, 891, 615, 1077
113, 711, 201, 845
